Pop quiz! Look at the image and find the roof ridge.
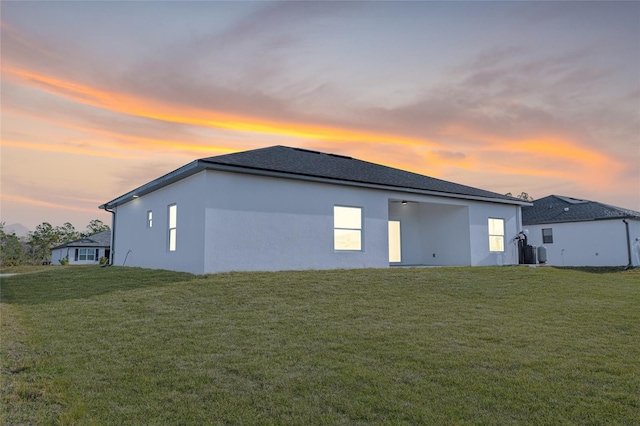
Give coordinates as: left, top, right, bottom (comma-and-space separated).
103, 145, 528, 209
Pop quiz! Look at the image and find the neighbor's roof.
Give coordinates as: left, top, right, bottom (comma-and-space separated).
51, 230, 111, 250
101, 145, 528, 209
522, 195, 640, 225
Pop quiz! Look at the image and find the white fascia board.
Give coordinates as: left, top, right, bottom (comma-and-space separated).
99, 160, 202, 209
525, 216, 640, 226
100, 160, 531, 209
202, 163, 532, 207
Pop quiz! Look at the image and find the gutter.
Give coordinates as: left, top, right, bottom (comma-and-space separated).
99, 160, 202, 209
200, 163, 533, 207
103, 206, 116, 267
623, 219, 633, 270
100, 160, 530, 210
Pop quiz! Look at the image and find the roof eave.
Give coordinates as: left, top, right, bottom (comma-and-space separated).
99, 160, 203, 209
100, 158, 531, 209
523, 215, 640, 226
200, 161, 531, 206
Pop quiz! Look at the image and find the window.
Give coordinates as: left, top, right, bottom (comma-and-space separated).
488, 218, 504, 252
168, 204, 177, 251
542, 228, 553, 244
78, 248, 97, 261
147, 210, 153, 228
334, 206, 362, 250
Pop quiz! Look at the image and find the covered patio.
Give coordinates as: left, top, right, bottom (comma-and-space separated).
388, 199, 472, 266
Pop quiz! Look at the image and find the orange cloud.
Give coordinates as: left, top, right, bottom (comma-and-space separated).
2, 139, 142, 160
1, 193, 98, 214
3, 107, 246, 159
1, 63, 624, 195
441, 124, 622, 187
1, 64, 438, 149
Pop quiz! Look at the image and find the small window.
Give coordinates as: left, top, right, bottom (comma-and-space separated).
147, 211, 153, 228
334, 206, 362, 251
168, 204, 177, 251
488, 218, 505, 252
542, 228, 553, 244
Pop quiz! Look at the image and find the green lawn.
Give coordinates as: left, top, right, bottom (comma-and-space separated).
1, 266, 639, 425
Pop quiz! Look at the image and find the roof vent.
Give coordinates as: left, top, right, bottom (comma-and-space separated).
328, 153, 352, 160
564, 207, 570, 212
293, 148, 321, 154
557, 196, 588, 204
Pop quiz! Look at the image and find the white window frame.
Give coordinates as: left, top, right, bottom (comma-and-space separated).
334, 205, 363, 251
147, 210, 153, 228
168, 204, 177, 252
79, 248, 96, 261
542, 228, 553, 244
488, 218, 505, 252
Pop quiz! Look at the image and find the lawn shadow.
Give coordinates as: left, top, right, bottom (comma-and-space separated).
551, 266, 633, 274
0, 266, 194, 305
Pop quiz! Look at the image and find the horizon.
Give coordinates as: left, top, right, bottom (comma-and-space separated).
2, 1, 639, 230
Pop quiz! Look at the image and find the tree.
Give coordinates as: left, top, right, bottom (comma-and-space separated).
58, 222, 80, 243
27, 222, 60, 264
0, 223, 27, 266
506, 192, 534, 202
84, 219, 110, 237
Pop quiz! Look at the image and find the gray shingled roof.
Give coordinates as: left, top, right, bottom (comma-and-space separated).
102, 145, 526, 209
199, 145, 520, 202
522, 195, 640, 225
51, 230, 111, 250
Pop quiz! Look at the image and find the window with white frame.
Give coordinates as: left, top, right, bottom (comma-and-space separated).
334, 206, 362, 251
542, 228, 553, 244
147, 210, 153, 228
168, 204, 177, 251
77, 248, 98, 261
488, 218, 505, 252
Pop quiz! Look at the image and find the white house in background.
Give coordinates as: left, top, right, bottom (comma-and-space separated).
522, 195, 640, 267
50, 230, 111, 265
99, 146, 530, 274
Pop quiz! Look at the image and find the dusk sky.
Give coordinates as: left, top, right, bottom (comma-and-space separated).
1, 1, 639, 230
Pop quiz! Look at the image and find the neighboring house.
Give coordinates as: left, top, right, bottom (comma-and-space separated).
51, 230, 111, 265
99, 145, 530, 274
522, 195, 640, 267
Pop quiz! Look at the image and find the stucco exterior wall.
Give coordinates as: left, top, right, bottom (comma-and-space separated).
526, 219, 640, 267
468, 201, 520, 266
112, 172, 207, 274
202, 171, 389, 273
111, 169, 522, 273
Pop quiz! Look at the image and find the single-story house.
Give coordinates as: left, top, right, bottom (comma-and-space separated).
50, 230, 112, 265
99, 145, 530, 274
522, 195, 640, 267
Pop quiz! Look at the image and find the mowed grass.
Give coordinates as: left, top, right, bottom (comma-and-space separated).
1, 266, 639, 425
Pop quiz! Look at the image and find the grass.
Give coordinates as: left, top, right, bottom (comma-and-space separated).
1, 266, 639, 425
0, 265, 58, 274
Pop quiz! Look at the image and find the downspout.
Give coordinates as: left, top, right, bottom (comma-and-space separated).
623, 219, 632, 270
104, 206, 116, 266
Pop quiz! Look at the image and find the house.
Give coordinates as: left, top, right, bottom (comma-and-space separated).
522, 195, 640, 267
50, 230, 111, 265
99, 145, 530, 274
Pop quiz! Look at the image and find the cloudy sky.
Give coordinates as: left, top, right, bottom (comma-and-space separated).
1, 1, 639, 230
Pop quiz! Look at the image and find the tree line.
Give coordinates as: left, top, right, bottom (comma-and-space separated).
0, 219, 110, 267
